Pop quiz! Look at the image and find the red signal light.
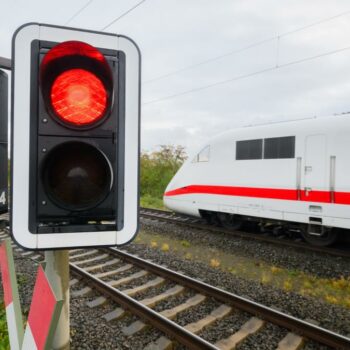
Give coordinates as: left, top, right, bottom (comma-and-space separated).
40, 41, 114, 128
51, 69, 107, 126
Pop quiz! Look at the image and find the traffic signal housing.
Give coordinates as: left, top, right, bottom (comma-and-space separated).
11, 23, 140, 249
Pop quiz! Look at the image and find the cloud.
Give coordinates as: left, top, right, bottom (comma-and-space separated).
1, 0, 350, 154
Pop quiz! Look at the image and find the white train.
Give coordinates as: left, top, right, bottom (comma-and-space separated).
163, 115, 350, 246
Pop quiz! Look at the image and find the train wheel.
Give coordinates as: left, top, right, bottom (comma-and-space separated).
301, 226, 338, 246
217, 213, 243, 230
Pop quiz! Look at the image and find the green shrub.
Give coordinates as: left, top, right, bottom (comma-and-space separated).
0, 303, 10, 350
140, 145, 186, 208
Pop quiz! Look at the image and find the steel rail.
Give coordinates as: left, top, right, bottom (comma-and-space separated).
108, 248, 350, 349
0, 57, 11, 70
70, 262, 218, 350
140, 208, 350, 259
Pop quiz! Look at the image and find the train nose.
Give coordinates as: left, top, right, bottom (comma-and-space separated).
163, 180, 175, 210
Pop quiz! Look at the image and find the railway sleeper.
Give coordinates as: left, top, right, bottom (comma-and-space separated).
214, 317, 265, 350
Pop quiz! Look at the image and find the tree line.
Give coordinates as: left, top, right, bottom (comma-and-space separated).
141, 145, 187, 208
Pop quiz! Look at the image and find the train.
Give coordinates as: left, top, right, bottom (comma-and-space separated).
0, 70, 8, 215
163, 115, 350, 246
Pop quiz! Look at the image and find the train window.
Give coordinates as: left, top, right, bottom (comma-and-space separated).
264, 136, 295, 159
192, 146, 210, 163
236, 139, 262, 160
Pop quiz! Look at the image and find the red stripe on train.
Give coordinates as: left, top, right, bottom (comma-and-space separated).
164, 185, 350, 205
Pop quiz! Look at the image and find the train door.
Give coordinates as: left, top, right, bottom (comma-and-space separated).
304, 134, 327, 194
303, 134, 338, 246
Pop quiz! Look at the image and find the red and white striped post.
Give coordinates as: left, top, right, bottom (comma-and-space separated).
22, 264, 63, 349
1, 238, 64, 350
0, 239, 24, 350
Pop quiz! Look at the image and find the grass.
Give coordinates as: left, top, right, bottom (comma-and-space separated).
0, 303, 10, 350
140, 195, 165, 210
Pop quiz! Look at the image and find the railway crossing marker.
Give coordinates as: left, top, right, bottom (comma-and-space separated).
22, 265, 63, 350
0, 239, 63, 350
0, 239, 23, 349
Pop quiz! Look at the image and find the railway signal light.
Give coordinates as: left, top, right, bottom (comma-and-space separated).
11, 23, 140, 249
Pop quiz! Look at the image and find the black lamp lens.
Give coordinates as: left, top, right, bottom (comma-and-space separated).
43, 142, 112, 210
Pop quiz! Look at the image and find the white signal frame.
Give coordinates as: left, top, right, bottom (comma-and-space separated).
11, 23, 140, 249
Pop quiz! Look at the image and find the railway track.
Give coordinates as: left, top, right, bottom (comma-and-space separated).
140, 207, 350, 259
1, 228, 349, 349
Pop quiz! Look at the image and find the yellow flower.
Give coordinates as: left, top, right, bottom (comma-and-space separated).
161, 243, 170, 252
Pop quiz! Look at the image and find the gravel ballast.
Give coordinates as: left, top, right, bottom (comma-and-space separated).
141, 218, 350, 279
1, 221, 349, 350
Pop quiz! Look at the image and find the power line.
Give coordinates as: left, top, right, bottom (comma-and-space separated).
279, 9, 350, 37
101, 0, 148, 31
143, 44, 350, 105
143, 9, 350, 84
144, 37, 276, 84
65, 0, 94, 25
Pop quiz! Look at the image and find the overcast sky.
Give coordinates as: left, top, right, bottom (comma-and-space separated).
1, 0, 350, 157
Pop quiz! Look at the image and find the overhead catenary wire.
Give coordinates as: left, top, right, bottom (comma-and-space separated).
143, 44, 350, 105
101, 0, 148, 31
143, 9, 350, 84
65, 0, 94, 25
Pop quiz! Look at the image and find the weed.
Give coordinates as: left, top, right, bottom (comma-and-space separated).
180, 240, 191, 248
283, 280, 293, 291
331, 276, 349, 290
344, 299, 350, 308
17, 274, 27, 287
161, 243, 170, 252
261, 273, 271, 284
185, 252, 192, 260
0, 303, 9, 350
325, 295, 338, 304
302, 279, 313, 289
270, 266, 282, 274
210, 258, 220, 268
287, 270, 299, 277
150, 241, 158, 248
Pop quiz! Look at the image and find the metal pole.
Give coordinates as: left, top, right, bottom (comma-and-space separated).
45, 250, 70, 350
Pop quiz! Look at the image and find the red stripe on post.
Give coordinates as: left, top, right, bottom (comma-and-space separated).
164, 185, 350, 205
0, 242, 13, 307
27, 265, 57, 350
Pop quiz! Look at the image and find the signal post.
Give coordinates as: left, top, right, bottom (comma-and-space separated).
11, 23, 141, 348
